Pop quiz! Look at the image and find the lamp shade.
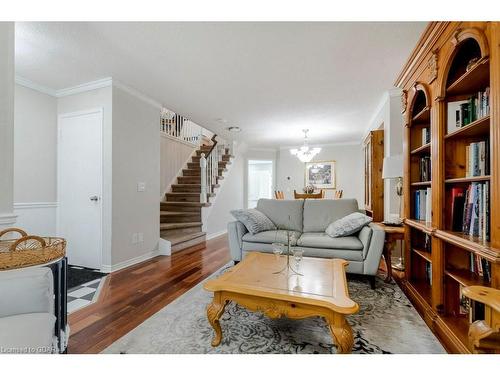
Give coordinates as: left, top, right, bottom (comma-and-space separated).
382, 154, 403, 179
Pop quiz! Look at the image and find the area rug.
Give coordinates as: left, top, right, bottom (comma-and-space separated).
104, 264, 445, 354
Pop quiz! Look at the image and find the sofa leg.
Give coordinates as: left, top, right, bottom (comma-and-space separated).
234, 260, 240, 266
368, 275, 376, 290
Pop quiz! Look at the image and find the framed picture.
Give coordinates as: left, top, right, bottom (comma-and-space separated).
305, 160, 336, 189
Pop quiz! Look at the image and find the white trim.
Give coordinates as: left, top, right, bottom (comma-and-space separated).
0, 213, 17, 225
101, 249, 160, 273
14, 202, 58, 209
206, 230, 227, 241
57, 107, 104, 270
56, 77, 112, 98
160, 131, 198, 148
15, 76, 57, 96
113, 80, 163, 109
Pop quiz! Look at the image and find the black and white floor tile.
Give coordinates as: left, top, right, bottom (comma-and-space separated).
67, 278, 106, 313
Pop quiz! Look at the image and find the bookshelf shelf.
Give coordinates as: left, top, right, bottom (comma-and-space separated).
410, 143, 431, 155
445, 115, 490, 139
404, 218, 434, 234
446, 57, 490, 97
413, 248, 432, 263
444, 175, 490, 184
412, 106, 431, 124
444, 268, 490, 287
411, 181, 431, 187
435, 229, 500, 263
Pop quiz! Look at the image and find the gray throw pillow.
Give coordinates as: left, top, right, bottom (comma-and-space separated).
325, 212, 372, 237
230, 209, 277, 234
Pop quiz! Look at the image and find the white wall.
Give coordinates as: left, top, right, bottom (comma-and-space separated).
111, 85, 160, 268
276, 144, 364, 205
160, 135, 195, 198
57, 86, 113, 266
0, 23, 15, 228
13, 84, 57, 234
203, 142, 246, 238
367, 89, 403, 220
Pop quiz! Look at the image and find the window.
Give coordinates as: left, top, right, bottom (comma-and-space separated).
247, 160, 273, 208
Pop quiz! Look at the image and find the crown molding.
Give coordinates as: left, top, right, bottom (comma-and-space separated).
15, 76, 57, 96
56, 77, 112, 97
112, 80, 163, 109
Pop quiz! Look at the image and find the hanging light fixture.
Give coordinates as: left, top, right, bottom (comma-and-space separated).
290, 129, 321, 163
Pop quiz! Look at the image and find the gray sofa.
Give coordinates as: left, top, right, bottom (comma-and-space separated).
228, 198, 385, 286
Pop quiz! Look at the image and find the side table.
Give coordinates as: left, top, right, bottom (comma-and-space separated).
372, 223, 405, 283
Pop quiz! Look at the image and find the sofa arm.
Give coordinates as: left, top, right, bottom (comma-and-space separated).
227, 221, 248, 261
359, 223, 386, 276
0, 268, 54, 318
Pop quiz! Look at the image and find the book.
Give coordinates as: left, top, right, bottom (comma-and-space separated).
447, 100, 467, 134
459, 285, 470, 316
450, 187, 465, 231
425, 187, 432, 224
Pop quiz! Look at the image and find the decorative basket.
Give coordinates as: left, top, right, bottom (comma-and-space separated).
0, 228, 66, 270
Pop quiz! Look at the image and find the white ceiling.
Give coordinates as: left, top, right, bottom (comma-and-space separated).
15, 22, 426, 147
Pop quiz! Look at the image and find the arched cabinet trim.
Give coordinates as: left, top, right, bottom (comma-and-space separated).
407, 82, 431, 127
437, 27, 490, 97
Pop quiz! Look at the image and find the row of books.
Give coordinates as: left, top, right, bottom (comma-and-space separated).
470, 253, 492, 283
465, 141, 489, 177
425, 263, 432, 286
419, 156, 431, 182
459, 286, 486, 322
414, 188, 432, 223
421, 127, 430, 146
449, 182, 490, 240
447, 87, 490, 134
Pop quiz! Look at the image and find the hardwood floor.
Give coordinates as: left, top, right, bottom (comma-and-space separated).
68, 234, 231, 353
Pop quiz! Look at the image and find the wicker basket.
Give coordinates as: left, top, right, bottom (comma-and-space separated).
0, 228, 66, 270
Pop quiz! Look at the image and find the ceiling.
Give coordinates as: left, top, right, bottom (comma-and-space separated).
15, 22, 427, 147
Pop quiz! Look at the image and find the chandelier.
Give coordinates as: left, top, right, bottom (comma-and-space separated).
290, 129, 321, 163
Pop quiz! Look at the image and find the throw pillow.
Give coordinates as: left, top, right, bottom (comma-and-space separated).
325, 212, 372, 237
230, 209, 277, 234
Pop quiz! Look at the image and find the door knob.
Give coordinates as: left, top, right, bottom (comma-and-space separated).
89, 195, 100, 202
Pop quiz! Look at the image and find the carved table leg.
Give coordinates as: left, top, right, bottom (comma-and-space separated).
383, 239, 393, 283
207, 293, 227, 347
328, 314, 354, 354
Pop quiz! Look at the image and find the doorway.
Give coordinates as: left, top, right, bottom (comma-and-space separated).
247, 159, 274, 208
57, 108, 103, 270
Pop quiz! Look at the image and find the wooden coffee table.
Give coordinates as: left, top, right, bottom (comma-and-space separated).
204, 252, 359, 353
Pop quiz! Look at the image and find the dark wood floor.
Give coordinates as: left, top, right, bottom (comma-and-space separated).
68, 234, 231, 353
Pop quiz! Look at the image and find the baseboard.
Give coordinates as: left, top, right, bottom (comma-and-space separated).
206, 229, 227, 241
101, 248, 161, 273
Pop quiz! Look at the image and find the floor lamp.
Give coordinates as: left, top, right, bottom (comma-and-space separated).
382, 154, 404, 270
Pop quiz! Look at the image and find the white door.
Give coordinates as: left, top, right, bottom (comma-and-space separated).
58, 109, 103, 269
247, 160, 274, 208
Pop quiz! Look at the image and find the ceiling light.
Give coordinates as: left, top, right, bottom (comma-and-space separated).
227, 126, 241, 133
290, 129, 321, 163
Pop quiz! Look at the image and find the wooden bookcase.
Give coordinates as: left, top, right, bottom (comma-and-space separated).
363, 129, 384, 222
396, 22, 500, 353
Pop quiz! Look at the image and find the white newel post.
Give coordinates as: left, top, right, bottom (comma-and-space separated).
200, 153, 207, 204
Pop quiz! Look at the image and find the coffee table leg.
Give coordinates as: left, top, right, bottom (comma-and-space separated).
328, 315, 354, 354
207, 293, 226, 347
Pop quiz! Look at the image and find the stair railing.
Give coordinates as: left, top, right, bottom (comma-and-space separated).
200, 135, 226, 204
160, 108, 203, 146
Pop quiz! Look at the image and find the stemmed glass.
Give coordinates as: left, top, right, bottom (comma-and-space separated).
272, 242, 284, 260
292, 248, 304, 269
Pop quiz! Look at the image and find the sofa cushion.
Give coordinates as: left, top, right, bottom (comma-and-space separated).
230, 208, 276, 234
326, 212, 373, 237
242, 230, 301, 245
241, 245, 364, 262
303, 199, 359, 232
297, 232, 363, 250
0, 312, 55, 353
256, 199, 304, 232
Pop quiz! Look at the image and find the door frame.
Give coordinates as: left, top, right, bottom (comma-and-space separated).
245, 158, 275, 209
57, 107, 104, 270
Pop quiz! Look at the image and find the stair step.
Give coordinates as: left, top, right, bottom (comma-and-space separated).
160, 211, 201, 223
160, 222, 202, 230
171, 184, 219, 193
165, 192, 201, 202
182, 169, 201, 176
160, 201, 211, 208
187, 162, 201, 169
177, 176, 201, 183
160, 231, 206, 246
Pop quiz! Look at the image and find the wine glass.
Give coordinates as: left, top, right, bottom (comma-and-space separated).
292, 249, 304, 268
272, 242, 284, 260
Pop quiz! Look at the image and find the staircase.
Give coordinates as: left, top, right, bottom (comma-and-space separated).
160, 141, 233, 253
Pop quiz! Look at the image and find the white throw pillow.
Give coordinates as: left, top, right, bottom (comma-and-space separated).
325, 212, 372, 237
230, 209, 277, 234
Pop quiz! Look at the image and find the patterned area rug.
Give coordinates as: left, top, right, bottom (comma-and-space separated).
104, 264, 445, 354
